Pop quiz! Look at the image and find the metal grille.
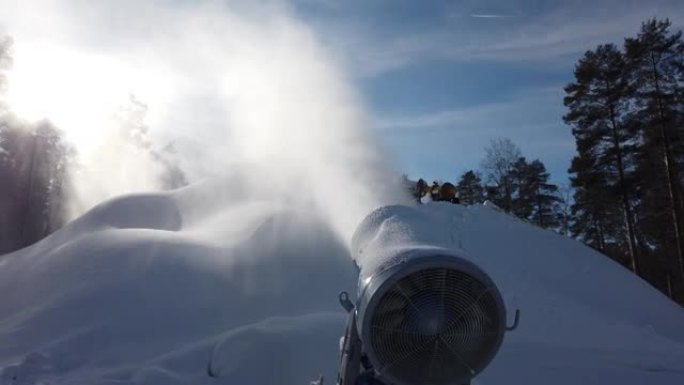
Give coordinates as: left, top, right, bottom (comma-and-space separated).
369, 267, 503, 385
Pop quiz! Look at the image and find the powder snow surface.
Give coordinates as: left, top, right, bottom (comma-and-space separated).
0, 184, 683, 385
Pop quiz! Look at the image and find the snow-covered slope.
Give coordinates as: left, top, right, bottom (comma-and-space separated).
0, 181, 357, 385
1, 185, 683, 385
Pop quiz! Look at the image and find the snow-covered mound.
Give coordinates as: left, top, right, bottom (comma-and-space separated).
0, 181, 357, 385
1, 187, 683, 385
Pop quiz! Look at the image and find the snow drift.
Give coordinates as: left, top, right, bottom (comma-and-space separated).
1, 182, 683, 385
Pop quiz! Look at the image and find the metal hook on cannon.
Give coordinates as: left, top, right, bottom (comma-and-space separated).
339, 291, 355, 313
506, 309, 520, 331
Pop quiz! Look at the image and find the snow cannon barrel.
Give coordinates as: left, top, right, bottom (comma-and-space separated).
351, 206, 507, 385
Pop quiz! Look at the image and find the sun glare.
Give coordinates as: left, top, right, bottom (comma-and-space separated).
5, 43, 168, 153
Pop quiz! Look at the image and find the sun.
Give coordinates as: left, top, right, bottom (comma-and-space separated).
4, 42, 166, 154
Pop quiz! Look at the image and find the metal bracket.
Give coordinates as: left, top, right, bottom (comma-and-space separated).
207, 360, 218, 378
506, 309, 520, 331
339, 291, 354, 313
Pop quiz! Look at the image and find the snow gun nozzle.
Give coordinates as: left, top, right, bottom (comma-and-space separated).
333, 205, 516, 385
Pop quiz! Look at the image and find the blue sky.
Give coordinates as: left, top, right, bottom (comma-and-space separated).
290, 0, 684, 185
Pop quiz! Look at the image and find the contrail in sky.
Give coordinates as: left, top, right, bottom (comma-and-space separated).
470, 14, 520, 18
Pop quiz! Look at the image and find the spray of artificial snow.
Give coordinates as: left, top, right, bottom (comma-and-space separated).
1, 0, 406, 242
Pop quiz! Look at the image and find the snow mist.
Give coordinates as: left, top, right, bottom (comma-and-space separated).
1, 0, 405, 242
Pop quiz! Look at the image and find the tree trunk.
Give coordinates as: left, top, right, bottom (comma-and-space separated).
20, 133, 37, 248
650, 52, 684, 282
536, 186, 544, 228
666, 271, 673, 298
607, 100, 639, 274
594, 215, 606, 252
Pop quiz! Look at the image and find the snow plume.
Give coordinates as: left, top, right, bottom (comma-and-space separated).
0, 0, 405, 242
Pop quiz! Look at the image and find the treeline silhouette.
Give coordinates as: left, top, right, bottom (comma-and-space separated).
405, 137, 567, 233
0, 118, 72, 253
409, 19, 684, 304
0, 37, 71, 253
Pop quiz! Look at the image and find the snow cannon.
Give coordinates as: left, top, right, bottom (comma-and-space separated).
335, 206, 518, 385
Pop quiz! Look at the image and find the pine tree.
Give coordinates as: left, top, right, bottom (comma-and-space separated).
569, 151, 626, 260
625, 19, 684, 284
510, 157, 534, 219
564, 44, 641, 274
481, 138, 522, 212
510, 158, 561, 228
0, 121, 72, 253
457, 170, 484, 205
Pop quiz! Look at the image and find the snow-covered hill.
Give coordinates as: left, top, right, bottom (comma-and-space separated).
1, 181, 683, 385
